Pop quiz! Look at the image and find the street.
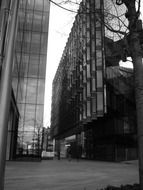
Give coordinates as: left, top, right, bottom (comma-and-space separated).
5, 159, 139, 190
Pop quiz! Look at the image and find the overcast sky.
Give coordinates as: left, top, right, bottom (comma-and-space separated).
43, 2, 77, 127
43, 1, 143, 128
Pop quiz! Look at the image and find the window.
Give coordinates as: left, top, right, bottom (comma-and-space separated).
26, 78, 37, 103
87, 64, 91, 78
97, 70, 103, 88
37, 79, 45, 104
97, 92, 103, 111
83, 104, 86, 119
28, 55, 39, 77
87, 82, 90, 97
95, 1, 100, 9
96, 50, 102, 66
92, 78, 96, 91
35, 0, 44, 11
25, 104, 36, 124
87, 101, 91, 116
33, 11, 42, 31
86, 46, 90, 61
36, 105, 44, 122
92, 98, 96, 113
96, 30, 102, 46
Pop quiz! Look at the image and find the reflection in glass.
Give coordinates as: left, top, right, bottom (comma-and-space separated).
25, 104, 36, 122
87, 46, 90, 61
96, 50, 102, 66
14, 0, 49, 156
92, 98, 96, 113
26, 78, 37, 104
33, 12, 42, 31
28, 56, 39, 77
83, 87, 86, 101
87, 64, 90, 78
87, 82, 90, 97
92, 78, 96, 91
95, 0, 100, 9
35, 0, 44, 11
97, 92, 103, 111
97, 70, 103, 88
87, 101, 91, 116
36, 105, 44, 122
37, 80, 45, 104
96, 30, 102, 46
83, 104, 86, 119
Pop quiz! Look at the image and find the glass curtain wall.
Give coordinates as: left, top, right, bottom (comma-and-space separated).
12, 0, 50, 157
51, 0, 105, 138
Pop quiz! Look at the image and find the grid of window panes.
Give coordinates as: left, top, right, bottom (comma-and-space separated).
51, 0, 106, 137
12, 0, 50, 155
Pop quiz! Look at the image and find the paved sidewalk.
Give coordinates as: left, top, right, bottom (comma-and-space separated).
5, 159, 139, 190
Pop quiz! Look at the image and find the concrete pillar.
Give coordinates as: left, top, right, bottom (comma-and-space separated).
0, 0, 19, 189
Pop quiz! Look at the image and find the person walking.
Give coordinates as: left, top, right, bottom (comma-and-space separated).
67, 146, 72, 161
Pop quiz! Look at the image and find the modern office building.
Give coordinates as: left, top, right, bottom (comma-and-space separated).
0, 0, 50, 160
50, 0, 137, 161
14, 0, 50, 158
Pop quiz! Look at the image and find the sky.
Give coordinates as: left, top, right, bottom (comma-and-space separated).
43, 2, 77, 127
43, 0, 143, 128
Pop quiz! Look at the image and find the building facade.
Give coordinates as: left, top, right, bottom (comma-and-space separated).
50, 0, 137, 161
0, 0, 50, 160
13, 0, 50, 157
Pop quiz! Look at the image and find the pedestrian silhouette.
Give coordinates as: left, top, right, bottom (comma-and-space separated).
67, 146, 72, 161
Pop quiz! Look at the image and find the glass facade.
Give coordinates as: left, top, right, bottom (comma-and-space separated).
50, 0, 137, 161
12, 0, 50, 156
51, 0, 105, 137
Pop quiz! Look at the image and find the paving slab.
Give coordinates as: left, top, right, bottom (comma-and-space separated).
4, 159, 139, 190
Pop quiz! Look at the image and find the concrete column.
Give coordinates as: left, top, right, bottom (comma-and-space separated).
0, 0, 19, 189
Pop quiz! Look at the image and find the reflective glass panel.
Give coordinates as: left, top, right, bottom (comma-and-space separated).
17, 78, 27, 103
92, 59, 95, 71
44, 0, 50, 12
95, 1, 100, 8
35, 0, 44, 11
96, 30, 102, 46
97, 70, 103, 88
26, 0, 35, 10
97, 92, 103, 111
92, 78, 96, 91
36, 105, 44, 122
87, 64, 90, 78
33, 12, 42, 32
25, 10, 33, 30
96, 50, 102, 66
86, 46, 90, 61
25, 104, 36, 123
83, 87, 86, 100
41, 34, 48, 54
28, 55, 39, 77
87, 101, 91, 116
37, 79, 45, 104
26, 78, 37, 103
92, 98, 96, 113
18, 103, 25, 121
83, 104, 86, 119
20, 54, 29, 77
87, 82, 90, 97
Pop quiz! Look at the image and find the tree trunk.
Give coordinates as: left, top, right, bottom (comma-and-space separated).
130, 31, 143, 188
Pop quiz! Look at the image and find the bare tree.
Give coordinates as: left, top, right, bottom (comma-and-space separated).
107, 1, 143, 188
17, 118, 44, 157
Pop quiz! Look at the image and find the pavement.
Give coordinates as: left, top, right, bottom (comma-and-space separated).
4, 159, 139, 190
